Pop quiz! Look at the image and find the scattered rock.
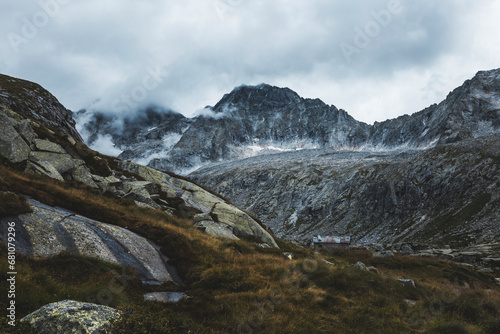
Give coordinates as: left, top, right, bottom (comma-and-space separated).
21, 300, 121, 334
143, 292, 188, 303
367, 266, 380, 275
398, 279, 416, 288
403, 299, 417, 307
118, 160, 279, 247
211, 202, 278, 248
352, 261, 367, 271
495, 278, 500, 285
373, 250, 395, 258
478, 268, 494, 274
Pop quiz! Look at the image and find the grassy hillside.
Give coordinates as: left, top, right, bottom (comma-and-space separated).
1, 158, 500, 333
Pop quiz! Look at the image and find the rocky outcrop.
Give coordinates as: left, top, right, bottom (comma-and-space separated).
190, 134, 500, 248
0, 104, 278, 248
21, 300, 121, 334
117, 160, 278, 247
0, 107, 87, 182
0, 74, 83, 142
0, 199, 179, 283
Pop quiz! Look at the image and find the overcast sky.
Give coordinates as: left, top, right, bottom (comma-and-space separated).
1, 0, 500, 124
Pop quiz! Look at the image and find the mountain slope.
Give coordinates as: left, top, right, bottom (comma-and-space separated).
190, 134, 500, 246
370, 69, 500, 147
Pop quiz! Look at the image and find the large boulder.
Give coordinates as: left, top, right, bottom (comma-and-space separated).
69, 165, 99, 189
33, 139, 67, 153
29, 151, 85, 174
21, 300, 121, 333
0, 111, 30, 163
0, 199, 179, 283
25, 158, 65, 181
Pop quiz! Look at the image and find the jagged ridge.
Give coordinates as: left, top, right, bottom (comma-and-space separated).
81, 69, 500, 173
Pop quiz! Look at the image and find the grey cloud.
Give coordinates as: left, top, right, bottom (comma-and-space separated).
0, 0, 499, 123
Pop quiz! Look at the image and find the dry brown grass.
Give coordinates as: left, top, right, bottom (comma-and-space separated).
1, 157, 500, 333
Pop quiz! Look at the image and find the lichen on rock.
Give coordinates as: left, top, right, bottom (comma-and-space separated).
21, 300, 122, 334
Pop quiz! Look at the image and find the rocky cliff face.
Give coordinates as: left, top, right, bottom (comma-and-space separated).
190, 134, 500, 247
149, 84, 370, 172
79, 69, 500, 173
0, 74, 83, 142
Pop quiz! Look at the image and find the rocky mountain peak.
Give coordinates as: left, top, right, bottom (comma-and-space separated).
213, 83, 303, 116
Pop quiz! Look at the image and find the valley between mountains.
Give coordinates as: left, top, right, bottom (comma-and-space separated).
0, 70, 500, 333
